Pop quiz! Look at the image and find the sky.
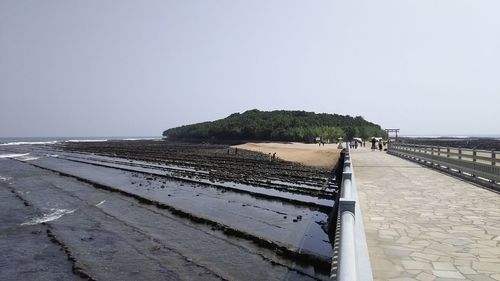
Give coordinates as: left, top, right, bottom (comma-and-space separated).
1, 0, 499, 137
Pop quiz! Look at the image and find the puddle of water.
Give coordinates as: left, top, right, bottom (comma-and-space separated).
299, 215, 332, 258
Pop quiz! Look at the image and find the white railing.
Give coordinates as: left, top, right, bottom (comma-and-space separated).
334, 145, 373, 281
389, 143, 500, 188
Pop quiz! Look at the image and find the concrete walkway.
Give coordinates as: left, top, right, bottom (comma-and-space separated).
352, 147, 500, 281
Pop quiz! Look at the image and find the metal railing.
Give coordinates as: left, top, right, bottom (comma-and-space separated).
388, 143, 500, 188
333, 145, 373, 281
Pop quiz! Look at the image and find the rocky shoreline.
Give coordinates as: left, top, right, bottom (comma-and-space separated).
61, 140, 338, 192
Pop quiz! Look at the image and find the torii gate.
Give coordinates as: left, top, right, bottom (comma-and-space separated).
385, 128, 400, 147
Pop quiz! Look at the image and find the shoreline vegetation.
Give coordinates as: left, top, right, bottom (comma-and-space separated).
163, 109, 387, 143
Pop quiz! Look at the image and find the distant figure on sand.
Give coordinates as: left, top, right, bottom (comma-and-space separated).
371, 138, 376, 151
379, 142, 383, 151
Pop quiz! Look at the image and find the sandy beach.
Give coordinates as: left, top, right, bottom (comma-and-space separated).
234, 142, 342, 169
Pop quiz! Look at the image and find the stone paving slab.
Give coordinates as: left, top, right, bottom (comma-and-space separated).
352, 148, 500, 281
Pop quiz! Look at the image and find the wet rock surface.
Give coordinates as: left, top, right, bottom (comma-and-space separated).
61, 141, 332, 190
0, 141, 339, 280
0, 179, 85, 281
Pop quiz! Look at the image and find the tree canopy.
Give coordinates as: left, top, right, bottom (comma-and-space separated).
163, 109, 386, 142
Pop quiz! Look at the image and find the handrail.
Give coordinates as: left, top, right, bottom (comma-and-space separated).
388, 143, 500, 188
392, 143, 500, 155
334, 145, 373, 281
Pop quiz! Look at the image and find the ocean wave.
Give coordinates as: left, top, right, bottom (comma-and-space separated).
121, 138, 160, 141
64, 139, 108, 143
0, 137, 160, 146
0, 141, 59, 146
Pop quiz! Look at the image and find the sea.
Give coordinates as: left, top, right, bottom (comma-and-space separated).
399, 135, 500, 150
0, 136, 161, 146
401, 134, 500, 139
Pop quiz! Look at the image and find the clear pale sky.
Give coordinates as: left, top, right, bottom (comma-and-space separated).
1, 0, 499, 137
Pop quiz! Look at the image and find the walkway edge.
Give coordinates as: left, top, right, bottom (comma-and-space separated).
335, 146, 373, 281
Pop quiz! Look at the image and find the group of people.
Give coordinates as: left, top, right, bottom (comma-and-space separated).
268, 152, 277, 162
349, 141, 365, 149
371, 138, 384, 151
347, 138, 385, 151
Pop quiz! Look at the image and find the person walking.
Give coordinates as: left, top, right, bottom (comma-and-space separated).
379, 141, 383, 151
371, 138, 376, 151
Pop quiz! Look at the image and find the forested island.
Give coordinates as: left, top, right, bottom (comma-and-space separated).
163, 109, 386, 143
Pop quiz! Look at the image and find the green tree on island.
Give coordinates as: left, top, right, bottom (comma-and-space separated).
163, 109, 387, 143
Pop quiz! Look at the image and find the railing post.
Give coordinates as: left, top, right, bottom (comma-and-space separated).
342, 171, 352, 198
447, 147, 450, 158
493, 151, 496, 166
458, 148, 462, 160
437, 146, 441, 156
431, 147, 434, 155
472, 149, 477, 177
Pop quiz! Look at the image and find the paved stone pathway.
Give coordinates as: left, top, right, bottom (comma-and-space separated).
352, 147, 500, 281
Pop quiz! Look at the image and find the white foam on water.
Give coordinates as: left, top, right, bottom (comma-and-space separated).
0, 176, 12, 181
121, 138, 160, 141
17, 156, 40, 161
64, 139, 108, 143
0, 141, 59, 146
0, 153, 30, 158
0, 153, 40, 161
96, 200, 106, 207
21, 208, 76, 226
5, 153, 40, 161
